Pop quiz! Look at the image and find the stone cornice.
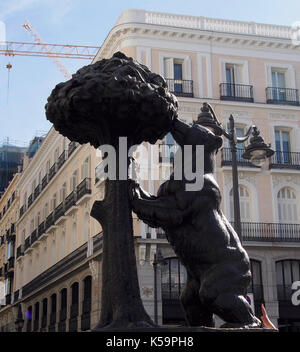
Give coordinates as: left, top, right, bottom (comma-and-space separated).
94, 16, 299, 61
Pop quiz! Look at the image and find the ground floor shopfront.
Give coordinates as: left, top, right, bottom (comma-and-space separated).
0, 236, 300, 331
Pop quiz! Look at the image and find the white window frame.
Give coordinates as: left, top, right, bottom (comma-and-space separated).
265, 63, 296, 89
220, 58, 250, 85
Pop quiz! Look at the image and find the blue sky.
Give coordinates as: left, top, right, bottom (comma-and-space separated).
0, 0, 299, 146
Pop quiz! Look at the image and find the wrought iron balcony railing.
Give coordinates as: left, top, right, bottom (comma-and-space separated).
24, 236, 31, 251
220, 148, 258, 168
31, 229, 38, 244
76, 178, 92, 201
68, 141, 77, 157
266, 87, 299, 106
41, 175, 48, 190
234, 222, 300, 242
220, 83, 254, 102
17, 245, 24, 258
65, 190, 77, 212
28, 194, 33, 208
165, 78, 194, 98
20, 205, 26, 218
34, 184, 41, 199
57, 151, 66, 170
269, 151, 300, 170
48, 163, 57, 182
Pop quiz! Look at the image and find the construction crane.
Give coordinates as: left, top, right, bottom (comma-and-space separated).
0, 21, 100, 79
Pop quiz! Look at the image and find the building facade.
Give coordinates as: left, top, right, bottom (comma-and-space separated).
0, 9, 300, 331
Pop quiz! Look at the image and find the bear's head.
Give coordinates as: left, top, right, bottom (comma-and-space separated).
172, 118, 223, 154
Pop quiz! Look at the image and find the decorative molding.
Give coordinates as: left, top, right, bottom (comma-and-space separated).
268, 112, 298, 121
272, 174, 300, 188
222, 109, 253, 118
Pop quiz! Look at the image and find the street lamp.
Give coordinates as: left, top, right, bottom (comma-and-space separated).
195, 102, 274, 240
15, 304, 24, 332
153, 250, 166, 325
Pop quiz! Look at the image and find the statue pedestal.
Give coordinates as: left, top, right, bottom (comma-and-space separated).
92, 326, 276, 332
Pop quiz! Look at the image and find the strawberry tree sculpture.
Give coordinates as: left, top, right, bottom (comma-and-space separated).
45, 52, 178, 329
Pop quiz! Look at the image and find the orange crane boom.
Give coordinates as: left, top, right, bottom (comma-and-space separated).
0, 41, 100, 60
0, 21, 100, 79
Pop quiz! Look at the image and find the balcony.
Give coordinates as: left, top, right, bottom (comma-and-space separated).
57, 151, 66, 171
20, 205, 26, 218
16, 245, 24, 259
76, 178, 92, 204
30, 229, 38, 246
38, 222, 46, 239
269, 151, 300, 170
28, 193, 34, 208
238, 222, 300, 242
48, 163, 57, 182
220, 83, 254, 103
64, 190, 78, 215
24, 236, 32, 252
42, 175, 48, 190
45, 212, 57, 233
266, 87, 299, 106
165, 79, 194, 98
220, 148, 259, 168
68, 141, 77, 157
54, 201, 67, 225
34, 184, 41, 199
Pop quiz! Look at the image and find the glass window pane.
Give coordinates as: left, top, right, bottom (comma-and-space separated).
174, 64, 182, 80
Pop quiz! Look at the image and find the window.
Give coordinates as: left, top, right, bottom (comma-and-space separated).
274, 129, 290, 164
276, 260, 300, 301
60, 183, 67, 202
277, 187, 298, 223
162, 55, 192, 97
51, 193, 57, 211
230, 185, 251, 222
81, 158, 90, 180
70, 170, 78, 191
248, 259, 264, 315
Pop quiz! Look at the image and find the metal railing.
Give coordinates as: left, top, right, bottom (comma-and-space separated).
165, 78, 194, 97
220, 148, 258, 168
266, 87, 299, 106
57, 151, 66, 170
236, 222, 300, 242
76, 178, 92, 201
220, 83, 254, 102
48, 163, 57, 182
16, 245, 24, 258
24, 237, 31, 251
68, 141, 77, 157
269, 151, 300, 170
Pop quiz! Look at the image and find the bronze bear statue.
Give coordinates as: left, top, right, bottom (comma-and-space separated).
129, 118, 261, 328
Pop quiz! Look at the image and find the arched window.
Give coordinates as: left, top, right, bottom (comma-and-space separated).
276, 259, 300, 332
161, 257, 187, 324
59, 288, 67, 332
69, 282, 79, 332
41, 298, 48, 330
33, 302, 39, 332
277, 187, 298, 223
230, 185, 251, 222
276, 260, 300, 301
49, 293, 57, 332
81, 276, 92, 331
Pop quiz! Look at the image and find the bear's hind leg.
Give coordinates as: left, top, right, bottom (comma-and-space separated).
213, 293, 261, 328
181, 277, 214, 327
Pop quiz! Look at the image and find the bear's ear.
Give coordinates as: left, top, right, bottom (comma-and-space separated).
214, 135, 223, 149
